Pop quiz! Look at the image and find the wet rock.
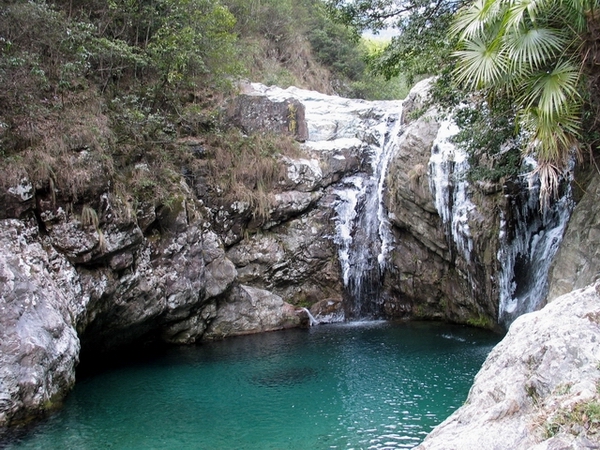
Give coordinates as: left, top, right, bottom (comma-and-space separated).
0, 179, 35, 220
310, 298, 344, 323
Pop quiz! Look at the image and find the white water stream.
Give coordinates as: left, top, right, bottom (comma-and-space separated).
253, 83, 404, 319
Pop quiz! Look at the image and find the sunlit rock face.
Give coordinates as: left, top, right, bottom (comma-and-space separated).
416, 282, 600, 450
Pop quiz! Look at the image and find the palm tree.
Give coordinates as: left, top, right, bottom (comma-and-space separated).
451, 0, 598, 207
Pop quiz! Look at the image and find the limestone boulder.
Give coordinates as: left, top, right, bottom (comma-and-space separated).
416, 282, 600, 450
0, 220, 81, 430
204, 284, 302, 339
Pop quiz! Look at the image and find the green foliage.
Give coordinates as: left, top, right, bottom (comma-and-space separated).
451, 100, 523, 183
326, 0, 459, 83
451, 0, 599, 206
147, 0, 239, 87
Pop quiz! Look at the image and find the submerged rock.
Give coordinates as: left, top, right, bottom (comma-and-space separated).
416, 282, 600, 450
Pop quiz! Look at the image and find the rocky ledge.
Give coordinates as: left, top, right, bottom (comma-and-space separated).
416, 282, 600, 450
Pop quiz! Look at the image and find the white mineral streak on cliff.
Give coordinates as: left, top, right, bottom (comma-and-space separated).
252, 83, 404, 318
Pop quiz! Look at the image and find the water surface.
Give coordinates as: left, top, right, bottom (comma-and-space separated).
5, 321, 499, 449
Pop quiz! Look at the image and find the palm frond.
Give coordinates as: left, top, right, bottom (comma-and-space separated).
450, 0, 504, 40
532, 161, 562, 210
505, 0, 553, 27
521, 60, 581, 116
521, 106, 579, 163
504, 26, 567, 68
453, 38, 510, 89
554, 0, 595, 33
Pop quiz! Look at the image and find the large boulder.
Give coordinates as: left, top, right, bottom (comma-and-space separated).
227, 94, 309, 142
416, 282, 600, 450
203, 284, 302, 339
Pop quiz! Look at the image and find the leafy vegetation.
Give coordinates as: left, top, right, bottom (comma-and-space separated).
328, 0, 600, 206
0, 0, 409, 230
451, 0, 599, 206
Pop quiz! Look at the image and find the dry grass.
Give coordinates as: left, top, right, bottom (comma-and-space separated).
198, 128, 301, 222
1, 91, 115, 204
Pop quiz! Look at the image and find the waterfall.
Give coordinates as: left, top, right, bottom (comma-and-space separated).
253, 82, 403, 320
339, 112, 403, 318
497, 160, 574, 326
429, 117, 574, 328
428, 119, 476, 265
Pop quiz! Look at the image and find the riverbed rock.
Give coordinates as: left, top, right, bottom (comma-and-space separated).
415, 282, 600, 450
203, 284, 302, 339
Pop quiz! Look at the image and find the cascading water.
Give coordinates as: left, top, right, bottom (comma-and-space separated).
428, 118, 574, 328
252, 83, 403, 320
428, 119, 476, 266
336, 112, 404, 318
497, 159, 574, 326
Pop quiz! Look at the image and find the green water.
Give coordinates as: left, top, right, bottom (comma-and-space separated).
5, 321, 499, 450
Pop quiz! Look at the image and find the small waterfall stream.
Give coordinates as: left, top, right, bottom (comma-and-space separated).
429, 119, 574, 328
428, 119, 476, 265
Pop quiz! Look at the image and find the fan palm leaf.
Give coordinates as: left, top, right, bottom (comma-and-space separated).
450, 0, 504, 40
453, 38, 510, 89
520, 60, 581, 117
503, 25, 567, 68
504, 0, 553, 28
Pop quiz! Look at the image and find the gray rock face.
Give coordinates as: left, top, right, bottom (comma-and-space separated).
227, 93, 309, 142
416, 282, 600, 450
0, 219, 81, 428
0, 201, 242, 430
204, 284, 302, 339
548, 171, 600, 301
383, 85, 504, 325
